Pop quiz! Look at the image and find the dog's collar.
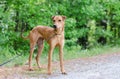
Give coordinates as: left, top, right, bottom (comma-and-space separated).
55, 33, 62, 35
46, 33, 61, 42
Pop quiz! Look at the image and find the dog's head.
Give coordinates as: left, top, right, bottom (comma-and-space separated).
52, 15, 66, 34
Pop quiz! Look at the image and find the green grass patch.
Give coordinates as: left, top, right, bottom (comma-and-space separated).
64, 45, 120, 60
1, 45, 120, 67
0, 46, 13, 64
0, 46, 28, 67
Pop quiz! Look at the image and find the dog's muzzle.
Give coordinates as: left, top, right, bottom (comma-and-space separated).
53, 25, 57, 29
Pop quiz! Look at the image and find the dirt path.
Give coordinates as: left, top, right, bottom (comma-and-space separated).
0, 52, 120, 79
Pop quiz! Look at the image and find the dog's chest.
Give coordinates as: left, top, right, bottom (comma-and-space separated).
56, 35, 63, 42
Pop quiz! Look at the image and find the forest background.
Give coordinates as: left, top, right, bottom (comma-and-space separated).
1, 0, 120, 65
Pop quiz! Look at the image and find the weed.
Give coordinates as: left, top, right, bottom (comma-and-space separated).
1, 45, 120, 67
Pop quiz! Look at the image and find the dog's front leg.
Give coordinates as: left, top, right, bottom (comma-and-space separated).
48, 45, 55, 75
59, 45, 66, 74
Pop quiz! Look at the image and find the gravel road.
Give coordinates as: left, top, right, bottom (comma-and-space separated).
0, 52, 120, 79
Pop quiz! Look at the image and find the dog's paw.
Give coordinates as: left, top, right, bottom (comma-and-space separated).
38, 66, 42, 69
29, 68, 34, 71
48, 71, 52, 75
62, 72, 67, 75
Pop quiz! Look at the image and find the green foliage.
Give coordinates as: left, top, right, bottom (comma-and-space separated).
0, 46, 14, 64
0, 0, 120, 57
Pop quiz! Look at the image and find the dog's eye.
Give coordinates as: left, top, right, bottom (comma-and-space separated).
58, 20, 61, 22
53, 20, 55, 22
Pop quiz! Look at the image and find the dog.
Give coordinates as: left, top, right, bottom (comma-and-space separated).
21, 15, 66, 75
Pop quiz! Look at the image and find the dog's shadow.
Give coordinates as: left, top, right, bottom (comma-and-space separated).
22, 66, 59, 78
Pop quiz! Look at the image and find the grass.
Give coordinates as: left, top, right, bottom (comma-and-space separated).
0, 47, 13, 64
0, 46, 28, 67
64, 45, 120, 60
0, 45, 120, 67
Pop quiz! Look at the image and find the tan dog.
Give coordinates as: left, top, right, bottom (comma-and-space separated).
21, 15, 66, 75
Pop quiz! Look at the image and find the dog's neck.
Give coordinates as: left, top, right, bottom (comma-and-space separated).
54, 31, 64, 35
45, 28, 64, 42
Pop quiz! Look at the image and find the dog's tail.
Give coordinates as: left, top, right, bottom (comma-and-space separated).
20, 31, 29, 40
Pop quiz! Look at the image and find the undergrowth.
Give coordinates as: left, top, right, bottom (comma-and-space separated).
0, 45, 120, 67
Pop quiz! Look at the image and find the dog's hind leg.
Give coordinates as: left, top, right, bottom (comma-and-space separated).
29, 42, 36, 71
36, 38, 44, 69
29, 32, 39, 71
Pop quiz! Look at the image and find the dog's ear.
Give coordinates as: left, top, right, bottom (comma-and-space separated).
52, 16, 55, 20
62, 16, 66, 20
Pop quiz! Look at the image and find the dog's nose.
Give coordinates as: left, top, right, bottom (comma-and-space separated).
53, 25, 57, 29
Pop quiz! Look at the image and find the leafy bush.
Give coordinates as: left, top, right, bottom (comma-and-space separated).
0, 0, 120, 55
